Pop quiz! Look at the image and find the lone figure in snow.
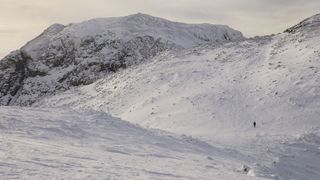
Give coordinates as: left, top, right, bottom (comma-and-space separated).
253, 121, 256, 128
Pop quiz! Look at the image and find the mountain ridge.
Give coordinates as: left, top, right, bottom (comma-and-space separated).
285, 13, 320, 33
0, 13, 243, 106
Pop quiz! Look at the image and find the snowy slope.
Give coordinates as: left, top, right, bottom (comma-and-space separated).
0, 13, 243, 106
37, 16, 320, 141
0, 106, 268, 180
35, 14, 320, 179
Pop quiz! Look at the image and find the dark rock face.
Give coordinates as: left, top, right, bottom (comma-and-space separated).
0, 51, 28, 105
0, 35, 171, 106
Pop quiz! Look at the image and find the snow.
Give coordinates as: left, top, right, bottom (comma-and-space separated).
35, 21, 320, 179
0, 13, 244, 106
0, 106, 266, 179
2, 13, 320, 179
22, 24, 66, 60
21, 13, 243, 60
285, 13, 320, 33
37, 32, 320, 142
60, 13, 243, 48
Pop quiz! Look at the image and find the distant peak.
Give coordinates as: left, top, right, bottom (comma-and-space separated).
126, 13, 155, 19
123, 13, 170, 24
285, 13, 320, 33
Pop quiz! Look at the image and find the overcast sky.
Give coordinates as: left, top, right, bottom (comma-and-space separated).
1, 0, 320, 58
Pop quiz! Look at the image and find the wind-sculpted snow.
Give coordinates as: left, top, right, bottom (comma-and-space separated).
0, 106, 266, 179
0, 13, 243, 106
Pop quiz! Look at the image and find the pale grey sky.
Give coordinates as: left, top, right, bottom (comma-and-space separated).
1, 0, 320, 58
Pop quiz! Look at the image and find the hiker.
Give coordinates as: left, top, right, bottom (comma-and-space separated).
253, 121, 256, 128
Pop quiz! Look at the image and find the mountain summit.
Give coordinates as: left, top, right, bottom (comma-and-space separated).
0, 13, 243, 106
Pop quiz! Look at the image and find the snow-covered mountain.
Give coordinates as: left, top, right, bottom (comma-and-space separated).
37, 13, 320, 140
2, 13, 320, 179
0, 13, 243, 106
34, 14, 320, 179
